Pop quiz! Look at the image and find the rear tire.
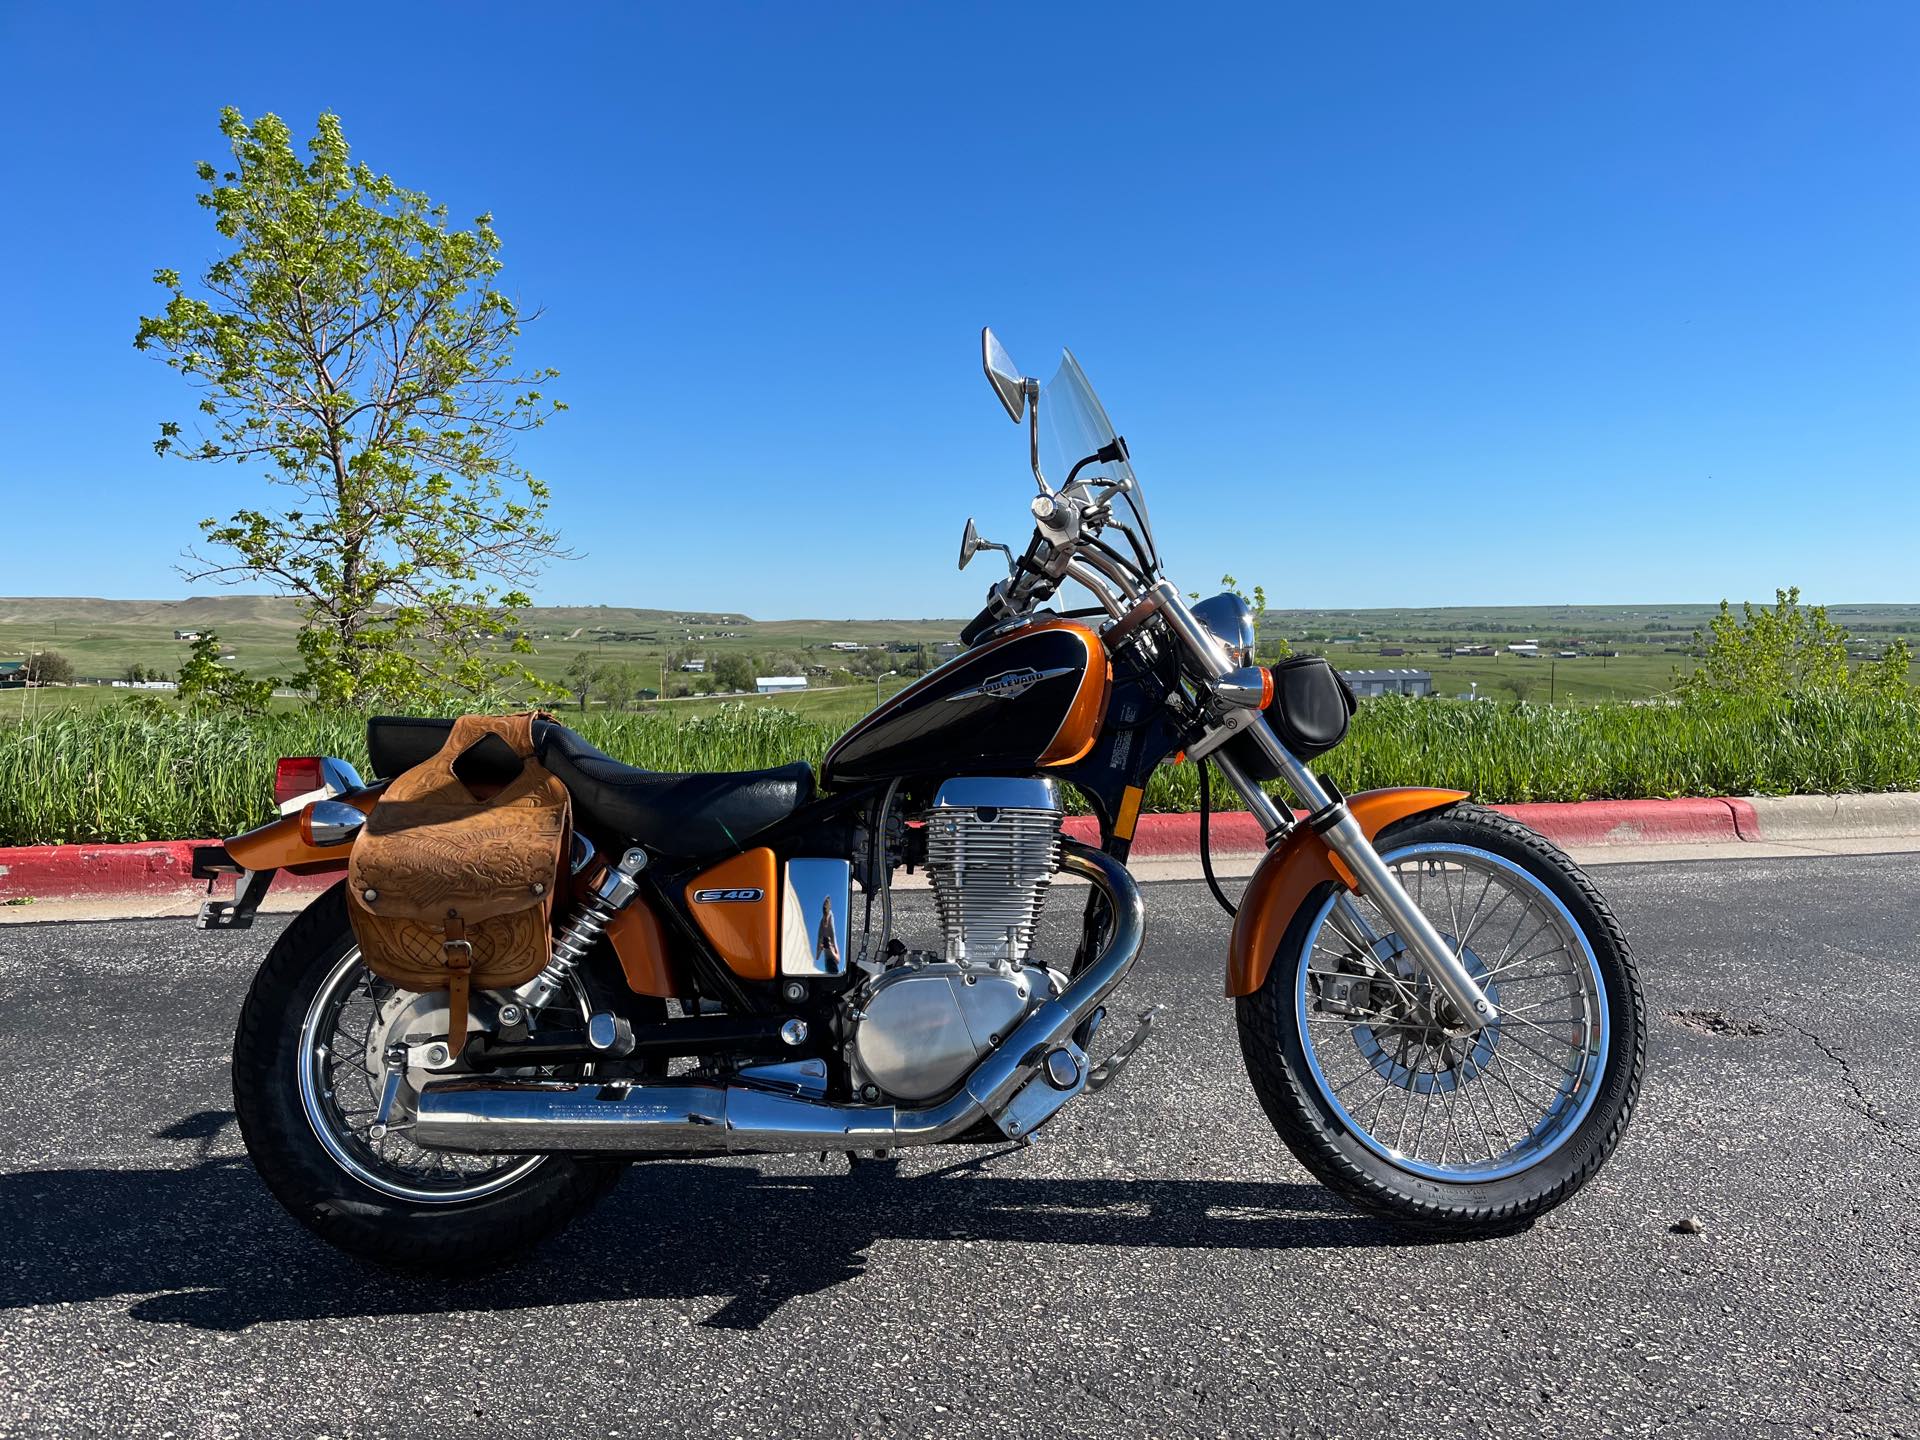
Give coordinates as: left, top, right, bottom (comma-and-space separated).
1236, 803, 1645, 1234
232, 883, 625, 1272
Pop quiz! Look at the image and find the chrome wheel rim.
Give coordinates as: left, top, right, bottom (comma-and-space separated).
1293, 843, 1609, 1183
296, 946, 581, 1204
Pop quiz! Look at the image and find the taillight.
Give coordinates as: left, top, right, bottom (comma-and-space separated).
274, 756, 325, 807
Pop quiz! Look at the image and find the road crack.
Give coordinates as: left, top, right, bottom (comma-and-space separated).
1773, 1014, 1919, 1160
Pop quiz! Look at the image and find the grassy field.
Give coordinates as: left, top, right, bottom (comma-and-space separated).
6, 692, 1919, 847
7, 595, 1915, 715
0, 596, 961, 707
6, 594, 1918, 847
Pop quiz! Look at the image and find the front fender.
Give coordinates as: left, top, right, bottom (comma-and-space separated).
224, 784, 387, 875
1224, 787, 1468, 997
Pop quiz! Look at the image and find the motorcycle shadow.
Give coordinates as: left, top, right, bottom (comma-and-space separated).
2, 1110, 1459, 1333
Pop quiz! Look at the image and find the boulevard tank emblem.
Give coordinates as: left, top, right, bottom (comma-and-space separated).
945, 665, 1075, 703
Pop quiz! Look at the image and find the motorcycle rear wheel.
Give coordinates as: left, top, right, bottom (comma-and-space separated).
1236, 803, 1645, 1234
232, 882, 630, 1271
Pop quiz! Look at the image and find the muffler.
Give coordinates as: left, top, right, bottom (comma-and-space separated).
411, 843, 1145, 1155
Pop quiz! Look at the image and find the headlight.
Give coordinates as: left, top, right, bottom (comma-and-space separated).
1190, 593, 1256, 666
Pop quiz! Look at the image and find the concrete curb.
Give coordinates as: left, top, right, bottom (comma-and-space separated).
6, 793, 1920, 908
1744, 792, 1920, 841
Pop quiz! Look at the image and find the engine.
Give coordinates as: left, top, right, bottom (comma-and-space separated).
850, 778, 1065, 1102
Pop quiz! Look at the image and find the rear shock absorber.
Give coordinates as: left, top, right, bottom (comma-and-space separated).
520, 845, 650, 1012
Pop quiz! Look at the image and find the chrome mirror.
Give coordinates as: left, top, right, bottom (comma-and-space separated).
959, 516, 1012, 573
982, 327, 1028, 423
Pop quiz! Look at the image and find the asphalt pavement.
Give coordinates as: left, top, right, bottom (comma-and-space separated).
1, 854, 1917, 1439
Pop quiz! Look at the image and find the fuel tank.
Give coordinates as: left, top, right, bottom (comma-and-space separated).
821, 618, 1110, 788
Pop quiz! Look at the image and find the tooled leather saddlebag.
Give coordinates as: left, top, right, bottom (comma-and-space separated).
346, 713, 569, 1057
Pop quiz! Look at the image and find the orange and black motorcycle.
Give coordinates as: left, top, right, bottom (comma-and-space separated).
213, 331, 1644, 1268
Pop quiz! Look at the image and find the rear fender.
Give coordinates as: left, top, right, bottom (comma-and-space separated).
224, 784, 387, 875
1224, 787, 1469, 997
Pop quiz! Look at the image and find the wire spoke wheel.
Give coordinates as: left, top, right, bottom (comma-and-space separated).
1237, 804, 1644, 1232
296, 946, 586, 1205
1298, 843, 1607, 1182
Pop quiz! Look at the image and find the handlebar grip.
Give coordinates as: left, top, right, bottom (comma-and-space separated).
959, 605, 1000, 647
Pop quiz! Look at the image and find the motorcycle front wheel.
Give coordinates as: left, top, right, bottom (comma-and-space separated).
1236, 803, 1645, 1234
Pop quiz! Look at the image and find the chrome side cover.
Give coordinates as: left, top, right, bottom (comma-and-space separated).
852, 962, 1049, 1103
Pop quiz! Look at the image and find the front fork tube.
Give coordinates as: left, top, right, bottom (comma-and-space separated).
1211, 749, 1498, 1027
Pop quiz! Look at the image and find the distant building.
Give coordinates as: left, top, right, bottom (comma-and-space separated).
0, 661, 23, 688
755, 675, 807, 694
1340, 668, 1433, 698
1379, 645, 1407, 657
828, 641, 865, 652
1506, 643, 1540, 658
1557, 650, 1579, 659
173, 629, 204, 641
679, 659, 706, 673
1451, 643, 1494, 657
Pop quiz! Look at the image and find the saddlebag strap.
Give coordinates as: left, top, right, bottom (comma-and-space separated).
442, 913, 473, 1059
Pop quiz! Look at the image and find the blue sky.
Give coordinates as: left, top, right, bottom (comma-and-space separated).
1, 3, 1914, 618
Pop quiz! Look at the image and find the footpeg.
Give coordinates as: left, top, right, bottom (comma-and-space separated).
1086, 1006, 1160, 1094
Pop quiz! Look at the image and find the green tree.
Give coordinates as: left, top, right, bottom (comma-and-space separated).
712, 652, 755, 692
1858, 637, 1914, 696
564, 651, 596, 711
592, 661, 647, 712
176, 633, 275, 714
1681, 587, 1854, 698
135, 109, 568, 711
121, 661, 150, 684
24, 650, 75, 686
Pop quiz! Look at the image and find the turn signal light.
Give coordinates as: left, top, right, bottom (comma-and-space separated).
274, 756, 325, 808
1260, 668, 1276, 709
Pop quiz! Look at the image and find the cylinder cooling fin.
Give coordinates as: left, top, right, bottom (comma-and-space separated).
921, 777, 1064, 965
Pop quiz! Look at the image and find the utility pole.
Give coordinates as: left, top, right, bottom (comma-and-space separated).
1549, 659, 1557, 705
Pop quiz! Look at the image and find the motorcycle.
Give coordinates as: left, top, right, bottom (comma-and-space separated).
211, 330, 1644, 1268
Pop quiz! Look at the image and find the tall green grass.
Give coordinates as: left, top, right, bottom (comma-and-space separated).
3, 693, 1917, 845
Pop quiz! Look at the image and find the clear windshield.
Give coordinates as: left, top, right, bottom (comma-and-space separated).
1039, 349, 1159, 574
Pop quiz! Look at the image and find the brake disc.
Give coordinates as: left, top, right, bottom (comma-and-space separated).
1348, 937, 1502, 1095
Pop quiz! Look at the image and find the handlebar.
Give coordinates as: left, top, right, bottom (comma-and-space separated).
959, 603, 1001, 648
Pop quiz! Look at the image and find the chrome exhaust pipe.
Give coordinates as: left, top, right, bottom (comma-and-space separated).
411, 843, 1145, 1155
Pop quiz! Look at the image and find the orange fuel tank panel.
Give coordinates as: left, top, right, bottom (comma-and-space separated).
685, 848, 779, 982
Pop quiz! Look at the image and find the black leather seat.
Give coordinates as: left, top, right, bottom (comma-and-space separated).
366, 716, 814, 862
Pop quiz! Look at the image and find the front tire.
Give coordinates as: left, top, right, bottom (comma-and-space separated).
1236, 803, 1645, 1233
232, 883, 624, 1271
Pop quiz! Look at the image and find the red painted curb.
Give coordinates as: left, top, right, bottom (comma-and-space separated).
1067, 796, 1761, 856
0, 840, 336, 902
1490, 797, 1755, 847
1062, 812, 1274, 856
0, 796, 1780, 903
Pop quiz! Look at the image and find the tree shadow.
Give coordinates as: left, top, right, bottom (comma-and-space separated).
1, 1110, 1470, 1333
